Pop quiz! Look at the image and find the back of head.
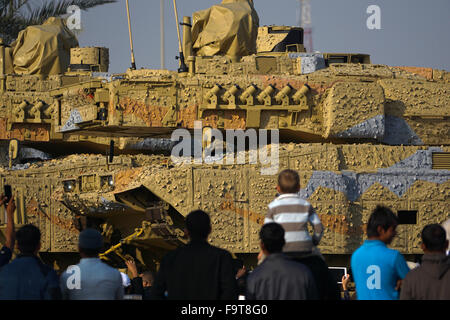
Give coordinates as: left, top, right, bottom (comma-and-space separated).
422, 224, 447, 253
185, 210, 211, 240
278, 169, 300, 194
78, 228, 104, 257
260, 223, 285, 254
16, 224, 41, 255
366, 206, 398, 238
141, 271, 154, 285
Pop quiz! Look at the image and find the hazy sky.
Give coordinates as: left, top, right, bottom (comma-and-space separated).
73, 0, 450, 73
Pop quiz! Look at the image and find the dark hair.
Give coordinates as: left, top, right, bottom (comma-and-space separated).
422, 224, 447, 252
16, 224, 41, 254
141, 271, 154, 283
78, 247, 100, 257
185, 210, 211, 240
366, 206, 398, 238
278, 169, 300, 193
260, 223, 285, 253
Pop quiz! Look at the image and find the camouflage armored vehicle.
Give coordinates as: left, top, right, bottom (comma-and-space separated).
0, 0, 449, 271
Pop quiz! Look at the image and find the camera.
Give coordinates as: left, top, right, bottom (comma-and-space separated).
3, 185, 12, 207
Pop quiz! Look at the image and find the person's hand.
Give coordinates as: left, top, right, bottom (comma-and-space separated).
125, 258, 139, 278
236, 266, 246, 279
6, 197, 15, 216
342, 274, 350, 291
395, 279, 402, 291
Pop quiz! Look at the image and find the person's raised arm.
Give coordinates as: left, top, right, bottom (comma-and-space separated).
2, 196, 16, 251
126, 258, 144, 295
342, 274, 351, 300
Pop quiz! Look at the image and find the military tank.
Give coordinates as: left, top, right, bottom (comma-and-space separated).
0, 0, 449, 272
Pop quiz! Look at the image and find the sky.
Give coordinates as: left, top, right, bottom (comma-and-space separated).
70, 0, 450, 74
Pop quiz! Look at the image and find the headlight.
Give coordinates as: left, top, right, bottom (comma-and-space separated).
108, 176, 114, 187
101, 175, 114, 189
63, 180, 76, 192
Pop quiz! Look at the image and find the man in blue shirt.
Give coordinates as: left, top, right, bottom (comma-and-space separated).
351, 206, 410, 300
0, 224, 61, 299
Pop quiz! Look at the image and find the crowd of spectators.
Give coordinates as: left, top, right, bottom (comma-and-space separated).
0, 169, 448, 300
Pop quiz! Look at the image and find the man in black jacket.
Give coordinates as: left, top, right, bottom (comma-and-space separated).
400, 224, 450, 300
246, 223, 318, 300
149, 210, 238, 300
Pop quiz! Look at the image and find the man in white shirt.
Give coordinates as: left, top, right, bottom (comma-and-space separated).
60, 228, 123, 300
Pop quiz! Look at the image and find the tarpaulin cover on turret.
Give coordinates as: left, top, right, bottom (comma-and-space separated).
191, 0, 259, 58
11, 17, 78, 75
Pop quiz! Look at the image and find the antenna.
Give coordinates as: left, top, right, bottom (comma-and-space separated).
298, 0, 313, 52
160, 0, 165, 69
172, 0, 188, 73
126, 0, 137, 70
109, 140, 115, 163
